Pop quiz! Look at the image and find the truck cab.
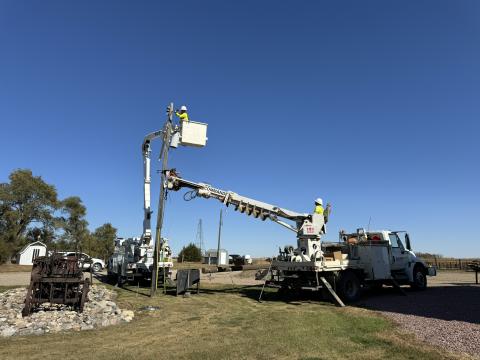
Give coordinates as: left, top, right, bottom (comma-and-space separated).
340, 229, 436, 289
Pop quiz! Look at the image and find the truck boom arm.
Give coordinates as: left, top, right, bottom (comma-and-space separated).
141, 130, 165, 245
166, 171, 310, 233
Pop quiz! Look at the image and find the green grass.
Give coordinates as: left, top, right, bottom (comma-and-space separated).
0, 283, 454, 360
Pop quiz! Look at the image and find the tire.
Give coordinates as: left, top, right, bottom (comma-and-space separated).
337, 271, 361, 302
411, 265, 427, 290
92, 263, 102, 272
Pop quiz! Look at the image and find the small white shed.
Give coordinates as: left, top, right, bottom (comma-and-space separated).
16, 241, 47, 265
203, 249, 229, 266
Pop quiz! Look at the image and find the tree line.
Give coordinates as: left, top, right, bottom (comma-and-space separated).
0, 169, 117, 263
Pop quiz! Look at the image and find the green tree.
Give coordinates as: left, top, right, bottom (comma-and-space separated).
177, 243, 202, 262
0, 169, 58, 262
0, 169, 119, 263
57, 196, 89, 250
90, 223, 117, 261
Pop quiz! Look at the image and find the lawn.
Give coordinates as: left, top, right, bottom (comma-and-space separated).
0, 283, 454, 360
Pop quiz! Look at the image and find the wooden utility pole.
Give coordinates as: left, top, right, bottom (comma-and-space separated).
216, 209, 223, 266
150, 104, 173, 297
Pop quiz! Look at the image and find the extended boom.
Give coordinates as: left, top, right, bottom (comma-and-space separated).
166, 170, 327, 262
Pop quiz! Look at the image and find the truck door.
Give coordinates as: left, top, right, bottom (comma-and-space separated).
389, 233, 409, 272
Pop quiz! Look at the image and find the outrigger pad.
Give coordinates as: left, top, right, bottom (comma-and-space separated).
176, 269, 200, 296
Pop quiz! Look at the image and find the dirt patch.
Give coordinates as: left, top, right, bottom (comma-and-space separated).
0, 272, 31, 286
0, 265, 32, 273
200, 270, 263, 286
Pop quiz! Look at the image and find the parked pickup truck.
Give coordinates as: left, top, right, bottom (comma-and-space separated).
56, 252, 106, 272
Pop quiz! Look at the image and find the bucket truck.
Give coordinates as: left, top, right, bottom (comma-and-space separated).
107, 130, 173, 284
165, 170, 436, 304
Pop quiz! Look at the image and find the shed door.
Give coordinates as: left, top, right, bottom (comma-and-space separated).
31, 248, 40, 262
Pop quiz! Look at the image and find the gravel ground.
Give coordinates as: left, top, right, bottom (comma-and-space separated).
356, 273, 480, 358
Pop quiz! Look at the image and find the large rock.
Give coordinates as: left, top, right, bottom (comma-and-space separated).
0, 285, 133, 337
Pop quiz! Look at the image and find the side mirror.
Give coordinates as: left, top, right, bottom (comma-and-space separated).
405, 233, 411, 251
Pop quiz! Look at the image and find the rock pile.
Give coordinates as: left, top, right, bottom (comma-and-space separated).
0, 285, 134, 337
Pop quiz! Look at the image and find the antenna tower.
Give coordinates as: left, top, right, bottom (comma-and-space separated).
195, 219, 205, 255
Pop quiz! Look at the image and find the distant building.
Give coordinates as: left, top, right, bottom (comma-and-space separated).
203, 249, 229, 266
16, 241, 47, 265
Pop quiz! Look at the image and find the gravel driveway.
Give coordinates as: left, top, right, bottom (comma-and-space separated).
356, 272, 480, 358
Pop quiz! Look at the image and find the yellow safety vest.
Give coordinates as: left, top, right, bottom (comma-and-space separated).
175, 112, 189, 121
315, 205, 324, 215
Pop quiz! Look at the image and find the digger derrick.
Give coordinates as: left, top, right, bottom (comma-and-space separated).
22, 253, 90, 317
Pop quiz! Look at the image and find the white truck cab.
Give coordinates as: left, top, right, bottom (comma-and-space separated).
342, 229, 437, 287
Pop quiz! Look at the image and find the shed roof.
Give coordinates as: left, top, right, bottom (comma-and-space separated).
18, 241, 47, 255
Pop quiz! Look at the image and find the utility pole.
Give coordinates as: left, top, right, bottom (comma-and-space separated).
216, 209, 223, 266
150, 104, 174, 296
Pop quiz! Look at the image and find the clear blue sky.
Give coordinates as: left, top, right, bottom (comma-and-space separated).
1, 1, 479, 257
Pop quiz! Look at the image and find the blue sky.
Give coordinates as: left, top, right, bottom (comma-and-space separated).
1, 1, 479, 257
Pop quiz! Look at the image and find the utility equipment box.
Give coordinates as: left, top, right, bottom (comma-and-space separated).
181, 121, 208, 147
356, 243, 391, 280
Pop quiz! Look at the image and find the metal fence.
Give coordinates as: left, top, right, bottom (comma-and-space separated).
423, 257, 479, 271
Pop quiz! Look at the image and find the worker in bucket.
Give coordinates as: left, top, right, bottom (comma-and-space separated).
175, 105, 189, 122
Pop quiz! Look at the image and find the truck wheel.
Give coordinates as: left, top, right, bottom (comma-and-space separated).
411, 266, 427, 290
92, 263, 102, 272
337, 271, 361, 302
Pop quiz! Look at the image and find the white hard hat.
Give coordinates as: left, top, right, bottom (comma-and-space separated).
315, 198, 323, 205
180, 105, 187, 111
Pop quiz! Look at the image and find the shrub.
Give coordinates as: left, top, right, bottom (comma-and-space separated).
177, 243, 202, 262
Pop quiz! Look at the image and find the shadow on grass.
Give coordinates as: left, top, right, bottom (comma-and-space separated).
188, 285, 335, 307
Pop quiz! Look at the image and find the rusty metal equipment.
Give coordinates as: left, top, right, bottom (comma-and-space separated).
22, 252, 90, 317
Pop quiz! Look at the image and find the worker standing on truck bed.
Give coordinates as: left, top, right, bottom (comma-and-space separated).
314, 198, 324, 215
175, 105, 189, 122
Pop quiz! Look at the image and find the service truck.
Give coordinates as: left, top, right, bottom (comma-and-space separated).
165, 170, 436, 304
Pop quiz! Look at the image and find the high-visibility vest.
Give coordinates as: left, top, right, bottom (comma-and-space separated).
315, 205, 324, 215
175, 112, 189, 121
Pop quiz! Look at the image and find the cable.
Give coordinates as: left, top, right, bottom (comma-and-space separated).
183, 190, 198, 201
